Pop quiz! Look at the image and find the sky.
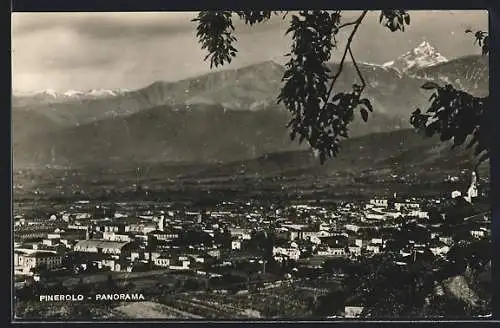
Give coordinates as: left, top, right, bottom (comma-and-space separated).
11, 10, 488, 93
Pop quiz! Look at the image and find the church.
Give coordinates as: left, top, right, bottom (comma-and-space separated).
451, 170, 479, 204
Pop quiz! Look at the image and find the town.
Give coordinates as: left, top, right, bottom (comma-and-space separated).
14, 171, 491, 319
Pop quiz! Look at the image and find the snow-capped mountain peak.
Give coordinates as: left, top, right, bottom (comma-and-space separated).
383, 41, 448, 73
14, 88, 129, 99
63, 89, 84, 97
36, 89, 59, 98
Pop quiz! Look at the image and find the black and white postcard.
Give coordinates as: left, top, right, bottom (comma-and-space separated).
11, 10, 492, 321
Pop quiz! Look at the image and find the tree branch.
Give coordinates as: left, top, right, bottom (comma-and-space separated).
323, 10, 368, 107
348, 45, 366, 92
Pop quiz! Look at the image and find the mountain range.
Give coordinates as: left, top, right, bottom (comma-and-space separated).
12, 41, 489, 173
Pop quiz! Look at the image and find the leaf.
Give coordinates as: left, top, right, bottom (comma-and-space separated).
477, 151, 489, 164
454, 133, 467, 147
331, 93, 344, 103
465, 29, 473, 34
360, 98, 373, 112
474, 144, 486, 156
421, 82, 440, 90
482, 36, 489, 55
360, 108, 369, 122
404, 14, 410, 25
319, 152, 326, 165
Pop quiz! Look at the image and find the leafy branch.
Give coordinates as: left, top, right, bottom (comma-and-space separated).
410, 30, 490, 167
323, 10, 367, 107
193, 10, 489, 165
465, 29, 489, 55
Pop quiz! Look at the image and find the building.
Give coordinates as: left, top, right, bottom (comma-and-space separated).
470, 230, 486, 238
394, 202, 420, 211
345, 224, 360, 233
430, 244, 450, 257
465, 171, 479, 203
348, 245, 362, 256
439, 236, 453, 245
366, 244, 380, 254
47, 229, 87, 241
316, 245, 346, 257
15, 227, 53, 242
148, 229, 180, 241
369, 199, 388, 208
228, 228, 252, 240
14, 250, 63, 274
344, 306, 364, 318
273, 246, 301, 261
365, 212, 385, 221
231, 240, 242, 250
102, 231, 132, 242
73, 239, 134, 256
409, 210, 429, 219
154, 256, 171, 268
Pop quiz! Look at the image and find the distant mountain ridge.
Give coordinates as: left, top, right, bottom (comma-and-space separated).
12, 41, 488, 170
12, 88, 130, 107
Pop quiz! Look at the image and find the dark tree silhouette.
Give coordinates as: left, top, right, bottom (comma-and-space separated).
193, 10, 489, 166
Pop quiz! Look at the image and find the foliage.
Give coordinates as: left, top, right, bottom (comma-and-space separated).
410, 84, 489, 166
193, 11, 489, 165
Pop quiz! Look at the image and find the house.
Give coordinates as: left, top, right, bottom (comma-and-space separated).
366, 244, 380, 254
15, 227, 53, 242
470, 230, 486, 238
272, 246, 301, 261
409, 210, 429, 219
231, 240, 242, 250
369, 199, 388, 208
148, 229, 180, 241
348, 245, 362, 256
439, 236, 453, 245
47, 229, 87, 241
102, 231, 132, 242
345, 224, 360, 233
100, 257, 128, 272
300, 229, 330, 240
131, 250, 161, 262
430, 244, 450, 257
14, 250, 63, 274
394, 202, 420, 211
207, 249, 221, 259
42, 238, 60, 247
128, 223, 157, 234
169, 258, 191, 270
154, 256, 171, 268
344, 306, 364, 318
228, 228, 252, 240
430, 232, 440, 239
316, 245, 346, 257
365, 212, 385, 221
73, 239, 134, 256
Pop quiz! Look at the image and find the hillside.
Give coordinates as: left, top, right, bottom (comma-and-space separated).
413, 55, 488, 97
13, 103, 410, 169
13, 128, 490, 204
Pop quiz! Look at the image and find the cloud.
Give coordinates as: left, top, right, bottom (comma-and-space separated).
11, 10, 488, 92
12, 12, 198, 38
